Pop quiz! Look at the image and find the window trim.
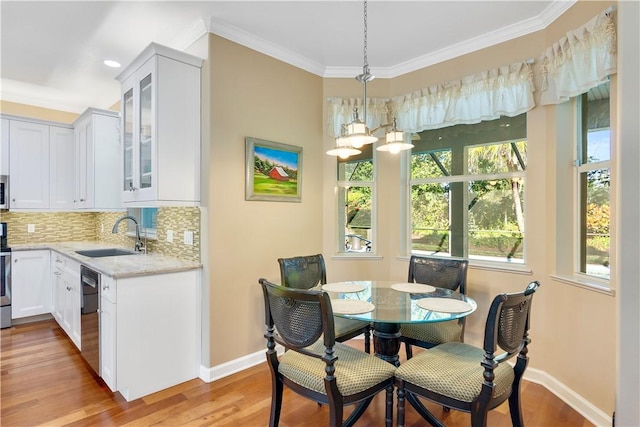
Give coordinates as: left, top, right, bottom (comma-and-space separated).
125, 207, 158, 240
334, 148, 378, 257
573, 88, 611, 282
404, 140, 527, 264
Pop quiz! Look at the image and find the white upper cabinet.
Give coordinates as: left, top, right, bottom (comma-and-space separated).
9, 120, 51, 209
116, 42, 202, 206
72, 108, 120, 210
1, 118, 9, 175
49, 126, 76, 210
8, 118, 75, 210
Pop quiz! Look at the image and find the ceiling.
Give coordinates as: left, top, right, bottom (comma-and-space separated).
0, 1, 575, 114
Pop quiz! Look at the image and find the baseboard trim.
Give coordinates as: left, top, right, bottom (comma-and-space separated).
524, 368, 611, 427
199, 345, 284, 383
199, 351, 610, 426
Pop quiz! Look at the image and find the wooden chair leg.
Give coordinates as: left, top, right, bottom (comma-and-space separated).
270, 378, 283, 427
508, 385, 524, 427
329, 400, 344, 427
397, 386, 406, 427
364, 327, 371, 353
405, 342, 413, 359
385, 385, 394, 427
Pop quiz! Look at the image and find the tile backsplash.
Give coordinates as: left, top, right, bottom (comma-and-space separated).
2, 207, 201, 263
1, 211, 97, 243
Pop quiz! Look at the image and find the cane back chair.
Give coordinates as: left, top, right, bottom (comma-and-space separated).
259, 278, 396, 427
278, 254, 371, 353
400, 255, 469, 359
395, 281, 541, 427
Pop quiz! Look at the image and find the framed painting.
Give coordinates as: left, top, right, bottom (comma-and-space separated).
245, 137, 302, 202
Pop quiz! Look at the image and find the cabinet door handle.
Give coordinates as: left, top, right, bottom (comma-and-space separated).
103, 284, 109, 290
55, 271, 62, 276
80, 198, 85, 201
129, 182, 137, 192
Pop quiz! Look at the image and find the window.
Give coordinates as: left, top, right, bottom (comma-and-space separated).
126, 207, 158, 239
337, 145, 375, 253
576, 81, 610, 279
407, 115, 527, 263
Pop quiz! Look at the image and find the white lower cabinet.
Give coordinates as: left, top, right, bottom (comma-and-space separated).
100, 269, 200, 400
100, 275, 117, 391
12, 250, 51, 318
51, 252, 81, 349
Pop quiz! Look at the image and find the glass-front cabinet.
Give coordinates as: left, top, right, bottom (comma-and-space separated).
122, 87, 134, 195
139, 74, 153, 191
116, 42, 203, 206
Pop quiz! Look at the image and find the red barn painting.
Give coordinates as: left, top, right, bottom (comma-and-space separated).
269, 166, 289, 181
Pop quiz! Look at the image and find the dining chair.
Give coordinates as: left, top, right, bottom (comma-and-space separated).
400, 255, 469, 359
259, 278, 396, 427
278, 254, 371, 353
394, 281, 541, 427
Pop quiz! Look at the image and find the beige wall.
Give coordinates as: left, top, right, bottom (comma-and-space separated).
206, 34, 324, 364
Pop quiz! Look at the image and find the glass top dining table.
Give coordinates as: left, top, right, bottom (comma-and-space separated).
321, 280, 477, 366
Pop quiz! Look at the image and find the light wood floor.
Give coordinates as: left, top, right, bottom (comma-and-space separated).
1, 320, 594, 427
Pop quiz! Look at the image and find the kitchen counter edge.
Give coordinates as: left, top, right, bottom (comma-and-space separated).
11, 242, 202, 279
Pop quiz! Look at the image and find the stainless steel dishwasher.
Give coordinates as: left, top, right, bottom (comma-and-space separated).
80, 265, 100, 375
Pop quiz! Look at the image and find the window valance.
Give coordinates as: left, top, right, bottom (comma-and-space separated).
539, 8, 616, 105
392, 62, 534, 133
327, 97, 390, 139
327, 61, 534, 137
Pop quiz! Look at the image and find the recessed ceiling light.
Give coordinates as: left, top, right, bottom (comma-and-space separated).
104, 60, 121, 68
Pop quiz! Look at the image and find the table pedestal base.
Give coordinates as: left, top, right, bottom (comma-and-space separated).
373, 322, 401, 366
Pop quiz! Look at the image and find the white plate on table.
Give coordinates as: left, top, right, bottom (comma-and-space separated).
322, 283, 366, 293
391, 283, 436, 293
416, 298, 472, 313
331, 299, 375, 315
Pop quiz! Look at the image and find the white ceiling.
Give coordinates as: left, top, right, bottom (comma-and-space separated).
0, 1, 575, 114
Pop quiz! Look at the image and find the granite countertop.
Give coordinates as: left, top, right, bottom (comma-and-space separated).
10, 242, 202, 279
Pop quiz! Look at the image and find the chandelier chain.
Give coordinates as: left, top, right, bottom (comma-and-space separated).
363, 0, 368, 73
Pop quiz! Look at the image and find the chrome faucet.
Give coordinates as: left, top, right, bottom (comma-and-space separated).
112, 215, 145, 253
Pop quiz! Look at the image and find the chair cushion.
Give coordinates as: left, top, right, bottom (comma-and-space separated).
400, 320, 462, 345
279, 341, 396, 396
334, 317, 369, 339
395, 342, 514, 403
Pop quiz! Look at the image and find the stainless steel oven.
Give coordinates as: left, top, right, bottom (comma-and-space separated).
80, 265, 100, 374
1, 222, 11, 329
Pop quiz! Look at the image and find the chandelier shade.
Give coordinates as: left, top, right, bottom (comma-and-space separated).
344, 108, 378, 148
376, 118, 414, 153
326, 131, 362, 159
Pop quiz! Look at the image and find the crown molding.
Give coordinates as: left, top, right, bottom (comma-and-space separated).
205, 16, 326, 77
168, 17, 210, 52
171, 1, 577, 79
325, 0, 577, 79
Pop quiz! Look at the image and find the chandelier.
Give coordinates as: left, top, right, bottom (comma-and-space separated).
327, 0, 413, 158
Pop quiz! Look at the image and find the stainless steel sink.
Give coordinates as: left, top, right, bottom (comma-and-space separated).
75, 248, 138, 258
